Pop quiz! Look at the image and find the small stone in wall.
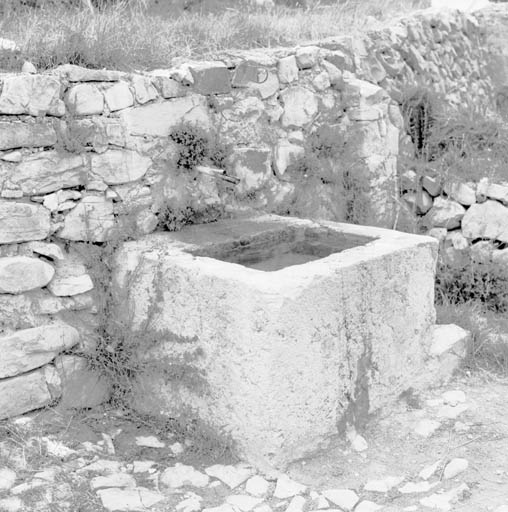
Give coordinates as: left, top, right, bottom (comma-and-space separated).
443, 181, 476, 206
58, 196, 115, 242
188, 61, 231, 95
131, 75, 158, 104
280, 86, 318, 127
322, 60, 343, 89
422, 197, 465, 230
486, 182, 508, 206
13, 150, 86, 196
66, 84, 104, 116
231, 63, 280, 99
295, 46, 320, 69
103, 81, 134, 112
462, 200, 508, 244
0, 365, 62, 420
47, 251, 94, 297
277, 56, 299, 84
90, 150, 152, 185
0, 202, 51, 244
152, 76, 186, 99
228, 148, 272, 195
55, 64, 122, 82
0, 121, 57, 151
0, 75, 61, 116
402, 191, 433, 214
273, 140, 304, 177
422, 175, 441, 197
312, 71, 331, 92
0, 256, 54, 294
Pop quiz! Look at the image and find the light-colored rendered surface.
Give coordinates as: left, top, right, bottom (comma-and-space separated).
112, 215, 438, 470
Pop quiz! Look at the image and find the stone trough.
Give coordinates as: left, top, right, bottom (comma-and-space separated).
112, 215, 462, 470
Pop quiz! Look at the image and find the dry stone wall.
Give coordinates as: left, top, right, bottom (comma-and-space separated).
0, 6, 503, 418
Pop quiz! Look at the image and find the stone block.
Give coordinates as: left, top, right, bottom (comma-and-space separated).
443, 181, 476, 206
273, 140, 305, 176
103, 81, 134, 112
152, 76, 187, 98
58, 196, 115, 242
55, 355, 111, 409
232, 63, 280, 99
0, 75, 61, 116
0, 122, 56, 151
118, 95, 210, 137
462, 200, 508, 243
277, 56, 299, 84
0, 256, 54, 294
131, 75, 158, 104
12, 151, 86, 195
228, 148, 272, 195
188, 62, 231, 95
0, 323, 79, 379
47, 251, 94, 297
423, 197, 466, 230
66, 84, 104, 116
0, 366, 61, 420
0, 202, 51, 244
55, 64, 121, 82
113, 216, 438, 470
280, 86, 318, 127
295, 46, 320, 69
90, 150, 152, 185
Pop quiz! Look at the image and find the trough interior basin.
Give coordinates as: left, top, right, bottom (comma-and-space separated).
188, 224, 375, 271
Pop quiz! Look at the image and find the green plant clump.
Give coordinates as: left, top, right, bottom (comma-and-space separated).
169, 122, 230, 171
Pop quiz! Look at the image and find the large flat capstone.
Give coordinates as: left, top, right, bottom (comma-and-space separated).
112, 215, 439, 470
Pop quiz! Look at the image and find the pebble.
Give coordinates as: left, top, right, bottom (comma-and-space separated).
419, 483, 469, 511
170, 442, 185, 455
419, 460, 441, 480
135, 435, 165, 448
176, 492, 202, 512
205, 464, 254, 489
160, 463, 209, 488
0, 468, 17, 491
273, 475, 306, 499
398, 481, 437, 493
414, 419, 441, 437
442, 390, 466, 406
436, 403, 469, 419
285, 495, 306, 512
132, 460, 156, 473
347, 428, 368, 452
355, 501, 383, 512
0, 496, 23, 512
245, 475, 270, 496
443, 458, 469, 479
90, 473, 137, 490
43, 438, 77, 458
322, 489, 360, 511
226, 494, 264, 511
203, 505, 236, 512
97, 487, 165, 511
364, 476, 403, 492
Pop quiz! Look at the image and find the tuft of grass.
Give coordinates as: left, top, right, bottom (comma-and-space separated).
1, 0, 428, 71
401, 86, 508, 184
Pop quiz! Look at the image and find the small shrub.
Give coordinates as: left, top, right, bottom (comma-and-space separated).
156, 203, 224, 232
435, 259, 508, 314
169, 123, 231, 171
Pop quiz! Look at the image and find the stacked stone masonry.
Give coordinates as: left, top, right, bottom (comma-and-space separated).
0, 5, 505, 419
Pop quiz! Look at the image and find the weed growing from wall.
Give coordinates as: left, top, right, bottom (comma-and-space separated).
169, 122, 231, 171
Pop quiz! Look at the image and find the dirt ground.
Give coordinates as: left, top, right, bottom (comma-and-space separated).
287, 373, 508, 511
1, 372, 508, 511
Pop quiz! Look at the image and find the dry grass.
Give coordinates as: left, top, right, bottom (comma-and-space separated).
0, 0, 428, 71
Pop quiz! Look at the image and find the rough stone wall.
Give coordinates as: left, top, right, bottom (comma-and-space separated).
0, 6, 500, 418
